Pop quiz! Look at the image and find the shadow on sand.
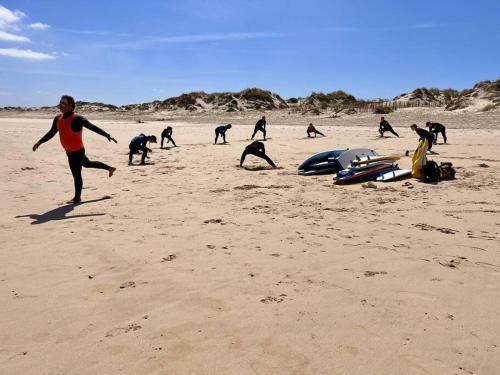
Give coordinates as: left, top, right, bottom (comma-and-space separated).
16, 196, 111, 225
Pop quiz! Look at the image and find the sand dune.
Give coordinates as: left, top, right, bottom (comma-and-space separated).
1, 111, 499, 374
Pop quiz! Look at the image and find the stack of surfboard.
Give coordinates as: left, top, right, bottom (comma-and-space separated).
333, 155, 411, 184
298, 148, 379, 176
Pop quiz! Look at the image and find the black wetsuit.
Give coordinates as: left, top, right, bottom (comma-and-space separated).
429, 122, 447, 144
307, 125, 325, 137
129, 135, 151, 164
416, 128, 435, 151
215, 125, 230, 144
37, 112, 112, 200
251, 118, 266, 140
161, 127, 176, 148
240, 141, 276, 168
379, 120, 399, 137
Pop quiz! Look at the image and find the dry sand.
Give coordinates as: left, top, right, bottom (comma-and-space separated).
1, 109, 499, 374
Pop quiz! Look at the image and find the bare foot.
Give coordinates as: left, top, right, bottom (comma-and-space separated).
109, 167, 116, 177
68, 196, 82, 204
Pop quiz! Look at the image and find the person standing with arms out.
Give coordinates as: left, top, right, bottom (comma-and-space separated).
251, 116, 267, 140
32, 95, 117, 204
379, 116, 399, 137
240, 141, 276, 168
426, 121, 447, 144
410, 124, 435, 152
161, 126, 177, 148
214, 124, 232, 144
307, 123, 326, 137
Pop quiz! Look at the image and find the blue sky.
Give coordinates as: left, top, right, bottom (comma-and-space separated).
0, 0, 499, 106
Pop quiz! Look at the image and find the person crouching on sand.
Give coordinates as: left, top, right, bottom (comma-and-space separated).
214, 124, 232, 144
307, 123, 325, 137
240, 141, 276, 168
379, 116, 399, 137
32, 95, 117, 204
129, 134, 156, 165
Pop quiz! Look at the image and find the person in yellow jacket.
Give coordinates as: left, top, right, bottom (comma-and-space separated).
410, 124, 430, 178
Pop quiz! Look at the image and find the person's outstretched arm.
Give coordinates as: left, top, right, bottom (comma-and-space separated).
33, 117, 58, 151
75, 116, 117, 143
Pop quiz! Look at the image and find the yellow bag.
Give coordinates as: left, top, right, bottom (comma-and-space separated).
411, 139, 429, 178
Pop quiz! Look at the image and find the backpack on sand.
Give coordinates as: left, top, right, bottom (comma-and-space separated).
423, 160, 440, 183
439, 162, 456, 180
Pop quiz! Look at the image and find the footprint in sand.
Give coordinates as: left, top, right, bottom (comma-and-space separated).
105, 323, 142, 338
260, 294, 287, 303
119, 281, 136, 289
161, 254, 177, 262
364, 271, 387, 277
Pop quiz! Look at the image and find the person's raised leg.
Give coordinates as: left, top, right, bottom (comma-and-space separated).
82, 154, 115, 177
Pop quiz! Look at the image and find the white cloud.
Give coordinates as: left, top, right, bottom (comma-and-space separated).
0, 48, 56, 60
105, 31, 284, 49
28, 22, 50, 30
0, 30, 30, 42
0, 5, 26, 30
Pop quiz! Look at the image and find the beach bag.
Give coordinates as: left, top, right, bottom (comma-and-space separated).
423, 160, 440, 183
440, 162, 456, 180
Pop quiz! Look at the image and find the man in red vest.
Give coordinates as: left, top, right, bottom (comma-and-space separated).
33, 95, 117, 204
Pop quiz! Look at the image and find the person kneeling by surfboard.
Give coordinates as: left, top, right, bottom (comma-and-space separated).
215, 124, 232, 144
307, 123, 326, 138
240, 141, 276, 168
129, 134, 156, 165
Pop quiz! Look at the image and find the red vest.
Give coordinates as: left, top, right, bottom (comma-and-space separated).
57, 113, 84, 152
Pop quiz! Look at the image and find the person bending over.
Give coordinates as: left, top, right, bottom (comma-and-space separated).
214, 124, 232, 144
129, 134, 157, 165
379, 116, 399, 137
251, 116, 267, 140
240, 141, 276, 168
411, 124, 435, 152
161, 126, 177, 148
307, 123, 325, 137
426, 121, 447, 144
32, 95, 117, 204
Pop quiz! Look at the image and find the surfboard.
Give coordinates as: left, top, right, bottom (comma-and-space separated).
334, 164, 397, 185
337, 149, 379, 169
351, 155, 400, 166
298, 149, 346, 171
376, 169, 412, 182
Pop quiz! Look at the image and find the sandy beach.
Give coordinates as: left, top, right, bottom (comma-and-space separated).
1, 109, 499, 374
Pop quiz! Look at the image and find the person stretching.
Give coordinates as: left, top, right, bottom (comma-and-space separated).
411, 124, 435, 152
161, 126, 177, 148
32, 95, 117, 204
214, 124, 232, 144
426, 121, 447, 144
129, 134, 157, 165
240, 141, 276, 168
379, 116, 399, 137
251, 116, 267, 140
307, 123, 325, 137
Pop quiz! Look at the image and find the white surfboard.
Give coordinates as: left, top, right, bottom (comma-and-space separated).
337, 149, 379, 169
376, 169, 412, 182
